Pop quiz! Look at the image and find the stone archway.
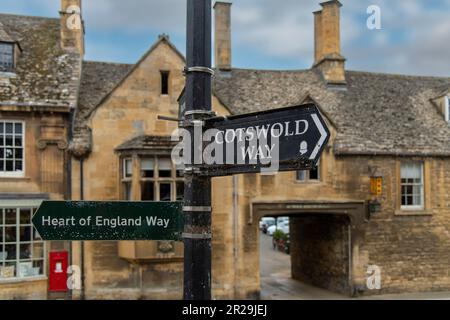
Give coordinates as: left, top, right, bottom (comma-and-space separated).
252, 200, 368, 297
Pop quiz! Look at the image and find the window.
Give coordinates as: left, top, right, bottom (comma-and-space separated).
161, 71, 170, 95
309, 166, 320, 180
118, 154, 185, 263
401, 163, 424, 210
140, 156, 184, 201
296, 165, 320, 182
0, 121, 24, 177
158, 158, 172, 178
0, 43, 14, 72
141, 158, 155, 178
0, 208, 45, 279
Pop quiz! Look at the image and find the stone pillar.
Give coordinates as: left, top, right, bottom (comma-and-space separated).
37, 116, 68, 197
214, 1, 232, 71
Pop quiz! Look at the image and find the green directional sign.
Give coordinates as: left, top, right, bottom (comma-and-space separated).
32, 201, 183, 241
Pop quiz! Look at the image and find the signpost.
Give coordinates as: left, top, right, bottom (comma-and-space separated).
182, 0, 214, 301
178, 0, 330, 299
201, 103, 330, 176
32, 201, 183, 241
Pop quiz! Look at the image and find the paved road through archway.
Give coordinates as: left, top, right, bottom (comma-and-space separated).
259, 232, 348, 300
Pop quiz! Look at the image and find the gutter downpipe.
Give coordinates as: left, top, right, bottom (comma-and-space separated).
67, 109, 74, 299
79, 158, 85, 300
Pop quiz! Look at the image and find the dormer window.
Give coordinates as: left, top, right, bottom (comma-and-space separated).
0, 42, 14, 72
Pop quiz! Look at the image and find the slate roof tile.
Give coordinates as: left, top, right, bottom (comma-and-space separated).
73, 44, 450, 157
214, 69, 450, 156
0, 14, 81, 108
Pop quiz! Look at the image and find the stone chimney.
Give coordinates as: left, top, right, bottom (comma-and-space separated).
214, 1, 232, 71
60, 0, 85, 55
313, 11, 324, 64
313, 0, 346, 85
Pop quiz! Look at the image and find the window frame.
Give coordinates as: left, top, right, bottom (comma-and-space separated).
121, 158, 133, 200
123, 158, 133, 179
400, 162, 424, 211
0, 120, 25, 178
118, 150, 185, 261
0, 206, 46, 281
0, 42, 15, 73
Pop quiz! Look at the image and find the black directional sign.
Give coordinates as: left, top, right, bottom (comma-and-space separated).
32, 201, 183, 241
199, 103, 330, 176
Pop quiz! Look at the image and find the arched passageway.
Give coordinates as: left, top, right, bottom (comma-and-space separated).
254, 201, 367, 299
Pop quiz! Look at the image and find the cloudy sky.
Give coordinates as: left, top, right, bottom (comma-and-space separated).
1, 0, 449, 76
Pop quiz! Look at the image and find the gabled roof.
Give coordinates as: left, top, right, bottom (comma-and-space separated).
71, 35, 184, 157
298, 92, 338, 130
71, 60, 133, 157
0, 14, 81, 108
214, 69, 450, 156
77, 61, 133, 122
78, 35, 183, 119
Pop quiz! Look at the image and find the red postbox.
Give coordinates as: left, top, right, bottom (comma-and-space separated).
49, 251, 68, 292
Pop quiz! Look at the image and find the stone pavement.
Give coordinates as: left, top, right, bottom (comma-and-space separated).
259, 232, 450, 300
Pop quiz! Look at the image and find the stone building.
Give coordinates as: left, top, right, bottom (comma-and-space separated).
0, 1, 81, 299
1, 0, 450, 299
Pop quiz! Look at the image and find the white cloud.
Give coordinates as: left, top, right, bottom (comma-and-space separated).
345, 0, 450, 76
232, 0, 315, 58
83, 0, 186, 33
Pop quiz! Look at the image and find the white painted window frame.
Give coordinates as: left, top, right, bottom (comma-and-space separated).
0, 120, 25, 178
0, 202, 46, 282
400, 163, 424, 211
122, 158, 133, 200
123, 158, 133, 179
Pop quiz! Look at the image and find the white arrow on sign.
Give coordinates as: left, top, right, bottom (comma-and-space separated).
309, 113, 329, 161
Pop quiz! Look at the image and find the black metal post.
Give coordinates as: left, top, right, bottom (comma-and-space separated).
79, 159, 85, 300
183, 0, 213, 300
